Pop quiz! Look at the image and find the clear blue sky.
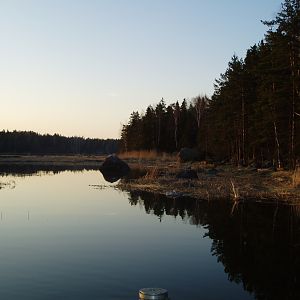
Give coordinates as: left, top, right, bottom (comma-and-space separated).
0, 0, 283, 138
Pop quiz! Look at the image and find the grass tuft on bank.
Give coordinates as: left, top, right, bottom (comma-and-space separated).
118, 159, 300, 203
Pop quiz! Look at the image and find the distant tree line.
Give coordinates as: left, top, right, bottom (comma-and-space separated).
121, 0, 300, 168
0, 130, 119, 155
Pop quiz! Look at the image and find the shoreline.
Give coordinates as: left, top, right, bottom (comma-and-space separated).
117, 158, 300, 204
0, 155, 299, 202
0, 154, 105, 168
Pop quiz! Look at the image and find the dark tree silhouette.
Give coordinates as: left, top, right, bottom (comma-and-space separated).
120, 1, 300, 169
0, 130, 119, 155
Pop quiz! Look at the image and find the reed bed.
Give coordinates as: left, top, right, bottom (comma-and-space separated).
118, 150, 175, 161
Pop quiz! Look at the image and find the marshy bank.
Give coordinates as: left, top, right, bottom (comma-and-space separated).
0, 154, 299, 202
117, 155, 300, 203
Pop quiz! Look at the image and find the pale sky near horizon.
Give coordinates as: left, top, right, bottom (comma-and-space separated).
0, 0, 283, 139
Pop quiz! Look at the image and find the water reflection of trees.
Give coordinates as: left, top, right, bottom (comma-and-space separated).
0, 165, 98, 177
127, 190, 300, 300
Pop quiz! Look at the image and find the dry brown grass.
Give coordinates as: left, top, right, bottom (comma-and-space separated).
118, 160, 300, 203
119, 150, 174, 161
292, 167, 300, 187
144, 166, 160, 180
191, 161, 216, 170
271, 168, 300, 189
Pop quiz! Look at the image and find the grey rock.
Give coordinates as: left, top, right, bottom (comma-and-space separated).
100, 154, 130, 183
205, 168, 219, 176
178, 148, 199, 162
176, 169, 198, 179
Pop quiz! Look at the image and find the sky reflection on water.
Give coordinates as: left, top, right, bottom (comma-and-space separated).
0, 169, 298, 299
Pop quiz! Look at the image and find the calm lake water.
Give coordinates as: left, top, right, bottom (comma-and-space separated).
0, 169, 299, 300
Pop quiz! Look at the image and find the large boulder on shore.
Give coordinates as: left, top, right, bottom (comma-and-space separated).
176, 169, 198, 179
178, 148, 200, 162
99, 154, 130, 183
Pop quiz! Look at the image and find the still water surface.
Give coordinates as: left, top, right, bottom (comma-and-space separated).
0, 169, 299, 300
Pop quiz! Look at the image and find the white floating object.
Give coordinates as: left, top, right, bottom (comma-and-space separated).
165, 190, 183, 198
139, 287, 168, 300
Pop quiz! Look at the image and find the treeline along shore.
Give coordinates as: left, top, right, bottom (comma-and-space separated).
121, 0, 300, 170
0, 130, 119, 155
